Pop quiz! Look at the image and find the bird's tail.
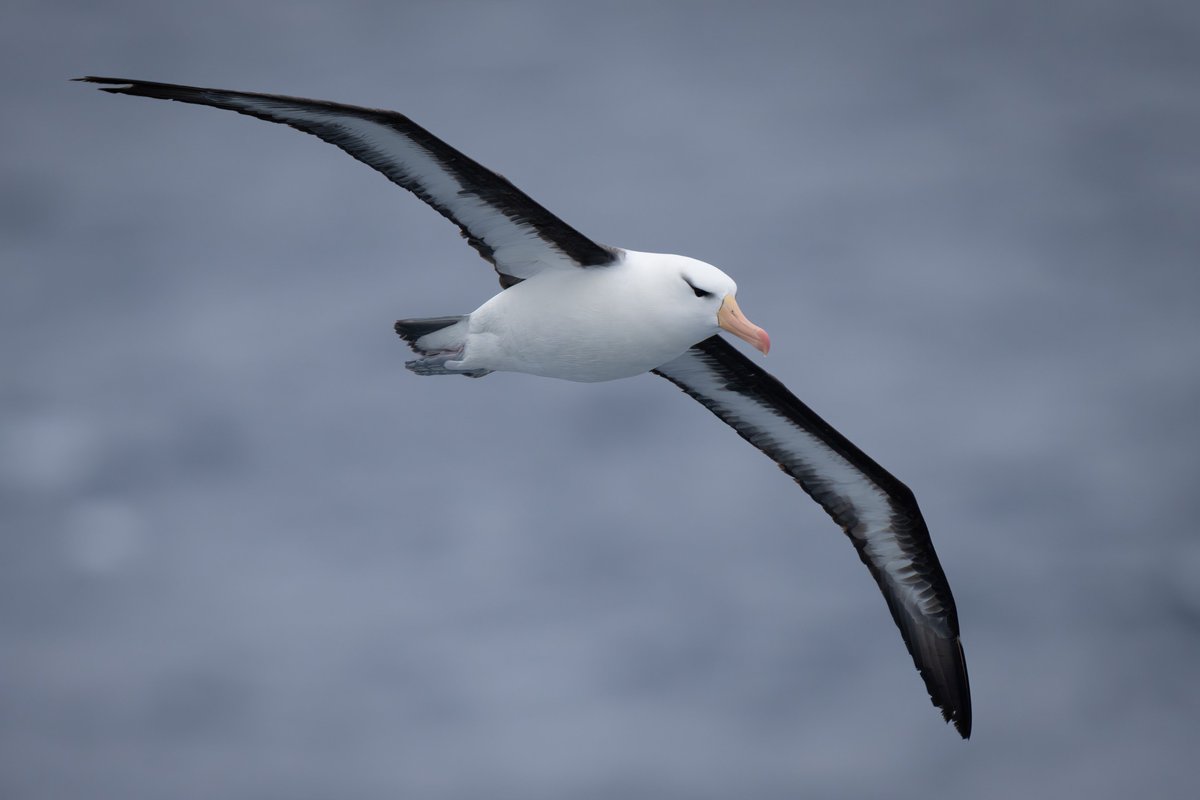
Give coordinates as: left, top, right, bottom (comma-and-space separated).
394, 315, 490, 378
394, 316, 467, 353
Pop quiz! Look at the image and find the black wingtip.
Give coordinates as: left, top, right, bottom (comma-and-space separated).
74, 76, 127, 85
74, 76, 138, 84
895, 608, 972, 739
74, 76, 141, 95
948, 639, 972, 739
74, 76, 209, 100
924, 634, 972, 739
949, 706, 971, 739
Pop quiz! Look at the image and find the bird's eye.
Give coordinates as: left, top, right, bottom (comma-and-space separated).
684, 279, 712, 299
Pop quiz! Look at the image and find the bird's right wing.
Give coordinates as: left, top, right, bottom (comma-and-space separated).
77, 77, 618, 287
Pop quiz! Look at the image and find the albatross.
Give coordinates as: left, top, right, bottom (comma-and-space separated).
78, 76, 972, 738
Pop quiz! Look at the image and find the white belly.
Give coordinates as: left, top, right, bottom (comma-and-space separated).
449, 263, 712, 383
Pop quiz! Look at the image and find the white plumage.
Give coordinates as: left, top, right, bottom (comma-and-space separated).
428, 252, 743, 382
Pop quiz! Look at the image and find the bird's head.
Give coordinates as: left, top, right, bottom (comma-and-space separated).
676, 259, 771, 355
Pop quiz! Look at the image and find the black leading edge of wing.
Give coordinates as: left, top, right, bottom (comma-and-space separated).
654, 336, 971, 738
75, 76, 617, 286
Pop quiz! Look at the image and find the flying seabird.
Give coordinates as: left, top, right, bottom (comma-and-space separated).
77, 76, 972, 738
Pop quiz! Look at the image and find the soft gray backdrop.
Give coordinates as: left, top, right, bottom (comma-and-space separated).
3, 1, 1198, 797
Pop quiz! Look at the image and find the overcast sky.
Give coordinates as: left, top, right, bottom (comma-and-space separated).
3, 1, 1200, 798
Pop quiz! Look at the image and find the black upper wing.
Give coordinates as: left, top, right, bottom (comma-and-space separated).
77, 77, 617, 286
654, 336, 971, 737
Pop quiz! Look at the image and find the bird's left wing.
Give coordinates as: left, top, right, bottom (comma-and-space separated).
653, 335, 971, 737
76, 77, 617, 286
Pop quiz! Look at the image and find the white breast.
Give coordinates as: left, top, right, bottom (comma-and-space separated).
452, 253, 718, 382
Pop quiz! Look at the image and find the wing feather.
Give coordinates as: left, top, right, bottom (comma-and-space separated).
654, 336, 971, 737
77, 77, 617, 286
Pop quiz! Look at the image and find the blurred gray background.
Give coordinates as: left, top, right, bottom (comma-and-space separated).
3, 1, 1199, 797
